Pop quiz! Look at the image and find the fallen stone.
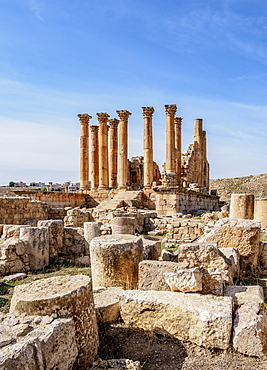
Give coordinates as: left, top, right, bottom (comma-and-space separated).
0, 326, 14, 348
0, 317, 78, 369
93, 287, 124, 324
224, 285, 264, 308
233, 301, 267, 358
75, 255, 90, 265
89, 358, 141, 369
2, 273, 27, 282
259, 241, 267, 273
138, 260, 181, 291
161, 249, 177, 262
141, 235, 161, 260
120, 290, 233, 350
90, 234, 143, 290
219, 247, 240, 281
202, 268, 224, 296
198, 218, 261, 275
164, 268, 203, 293
177, 242, 231, 270
19, 227, 49, 270
37, 219, 64, 259
10, 275, 99, 369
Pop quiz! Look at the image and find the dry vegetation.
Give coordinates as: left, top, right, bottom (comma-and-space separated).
210, 173, 267, 203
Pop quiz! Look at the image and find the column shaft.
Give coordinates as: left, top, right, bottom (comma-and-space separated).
142, 106, 155, 188
165, 104, 177, 173
117, 110, 132, 189
97, 113, 110, 190
90, 125, 99, 190
109, 119, 119, 188
194, 118, 203, 185
174, 117, 182, 186
78, 114, 91, 190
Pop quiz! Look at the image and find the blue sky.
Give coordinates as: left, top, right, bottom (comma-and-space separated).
1, 0, 267, 185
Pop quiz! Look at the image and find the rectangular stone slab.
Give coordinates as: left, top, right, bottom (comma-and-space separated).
120, 290, 233, 350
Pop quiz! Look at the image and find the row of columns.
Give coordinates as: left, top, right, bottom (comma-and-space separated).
78, 105, 185, 191
164, 104, 183, 186
78, 110, 132, 191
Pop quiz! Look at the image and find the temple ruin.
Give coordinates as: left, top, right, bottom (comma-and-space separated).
77, 104, 218, 215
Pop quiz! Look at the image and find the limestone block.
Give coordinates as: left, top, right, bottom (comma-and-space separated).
141, 235, 161, 260
2, 272, 27, 282
259, 242, 267, 273
198, 218, 260, 275
37, 219, 64, 259
233, 302, 267, 357
0, 316, 78, 370
2, 225, 29, 239
164, 267, 203, 292
0, 238, 30, 274
120, 290, 233, 350
10, 275, 99, 369
111, 217, 136, 235
219, 247, 240, 280
93, 287, 124, 323
90, 235, 143, 289
84, 222, 101, 254
202, 268, 224, 296
177, 242, 231, 270
19, 227, 49, 270
161, 249, 177, 262
224, 285, 264, 308
138, 260, 180, 291
75, 255, 90, 265
89, 359, 141, 369
63, 227, 86, 256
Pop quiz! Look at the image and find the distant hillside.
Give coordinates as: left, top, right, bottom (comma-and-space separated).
210, 173, 267, 203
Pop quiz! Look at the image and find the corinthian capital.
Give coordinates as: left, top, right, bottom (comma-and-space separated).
90, 125, 99, 133
142, 106, 155, 118
164, 104, 177, 116
77, 114, 92, 124
96, 112, 110, 124
174, 117, 183, 125
109, 118, 119, 128
116, 110, 132, 121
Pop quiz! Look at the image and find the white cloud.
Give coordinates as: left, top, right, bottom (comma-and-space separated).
28, 0, 43, 21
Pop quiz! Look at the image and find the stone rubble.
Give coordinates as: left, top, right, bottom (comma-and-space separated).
0, 314, 78, 370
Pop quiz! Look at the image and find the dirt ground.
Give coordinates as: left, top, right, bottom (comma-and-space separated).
98, 321, 267, 370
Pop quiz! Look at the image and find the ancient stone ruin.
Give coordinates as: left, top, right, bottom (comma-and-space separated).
1, 105, 267, 368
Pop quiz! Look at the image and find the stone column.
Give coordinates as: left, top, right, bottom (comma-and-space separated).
165, 104, 177, 174
194, 118, 204, 185
109, 118, 119, 188
230, 194, 254, 220
174, 117, 182, 186
78, 114, 91, 190
142, 106, 155, 188
117, 110, 132, 189
202, 130, 209, 188
90, 125, 99, 190
97, 113, 110, 190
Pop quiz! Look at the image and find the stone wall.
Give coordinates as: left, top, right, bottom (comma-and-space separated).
0, 196, 49, 225
155, 189, 219, 216
150, 218, 205, 246
13, 190, 98, 209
